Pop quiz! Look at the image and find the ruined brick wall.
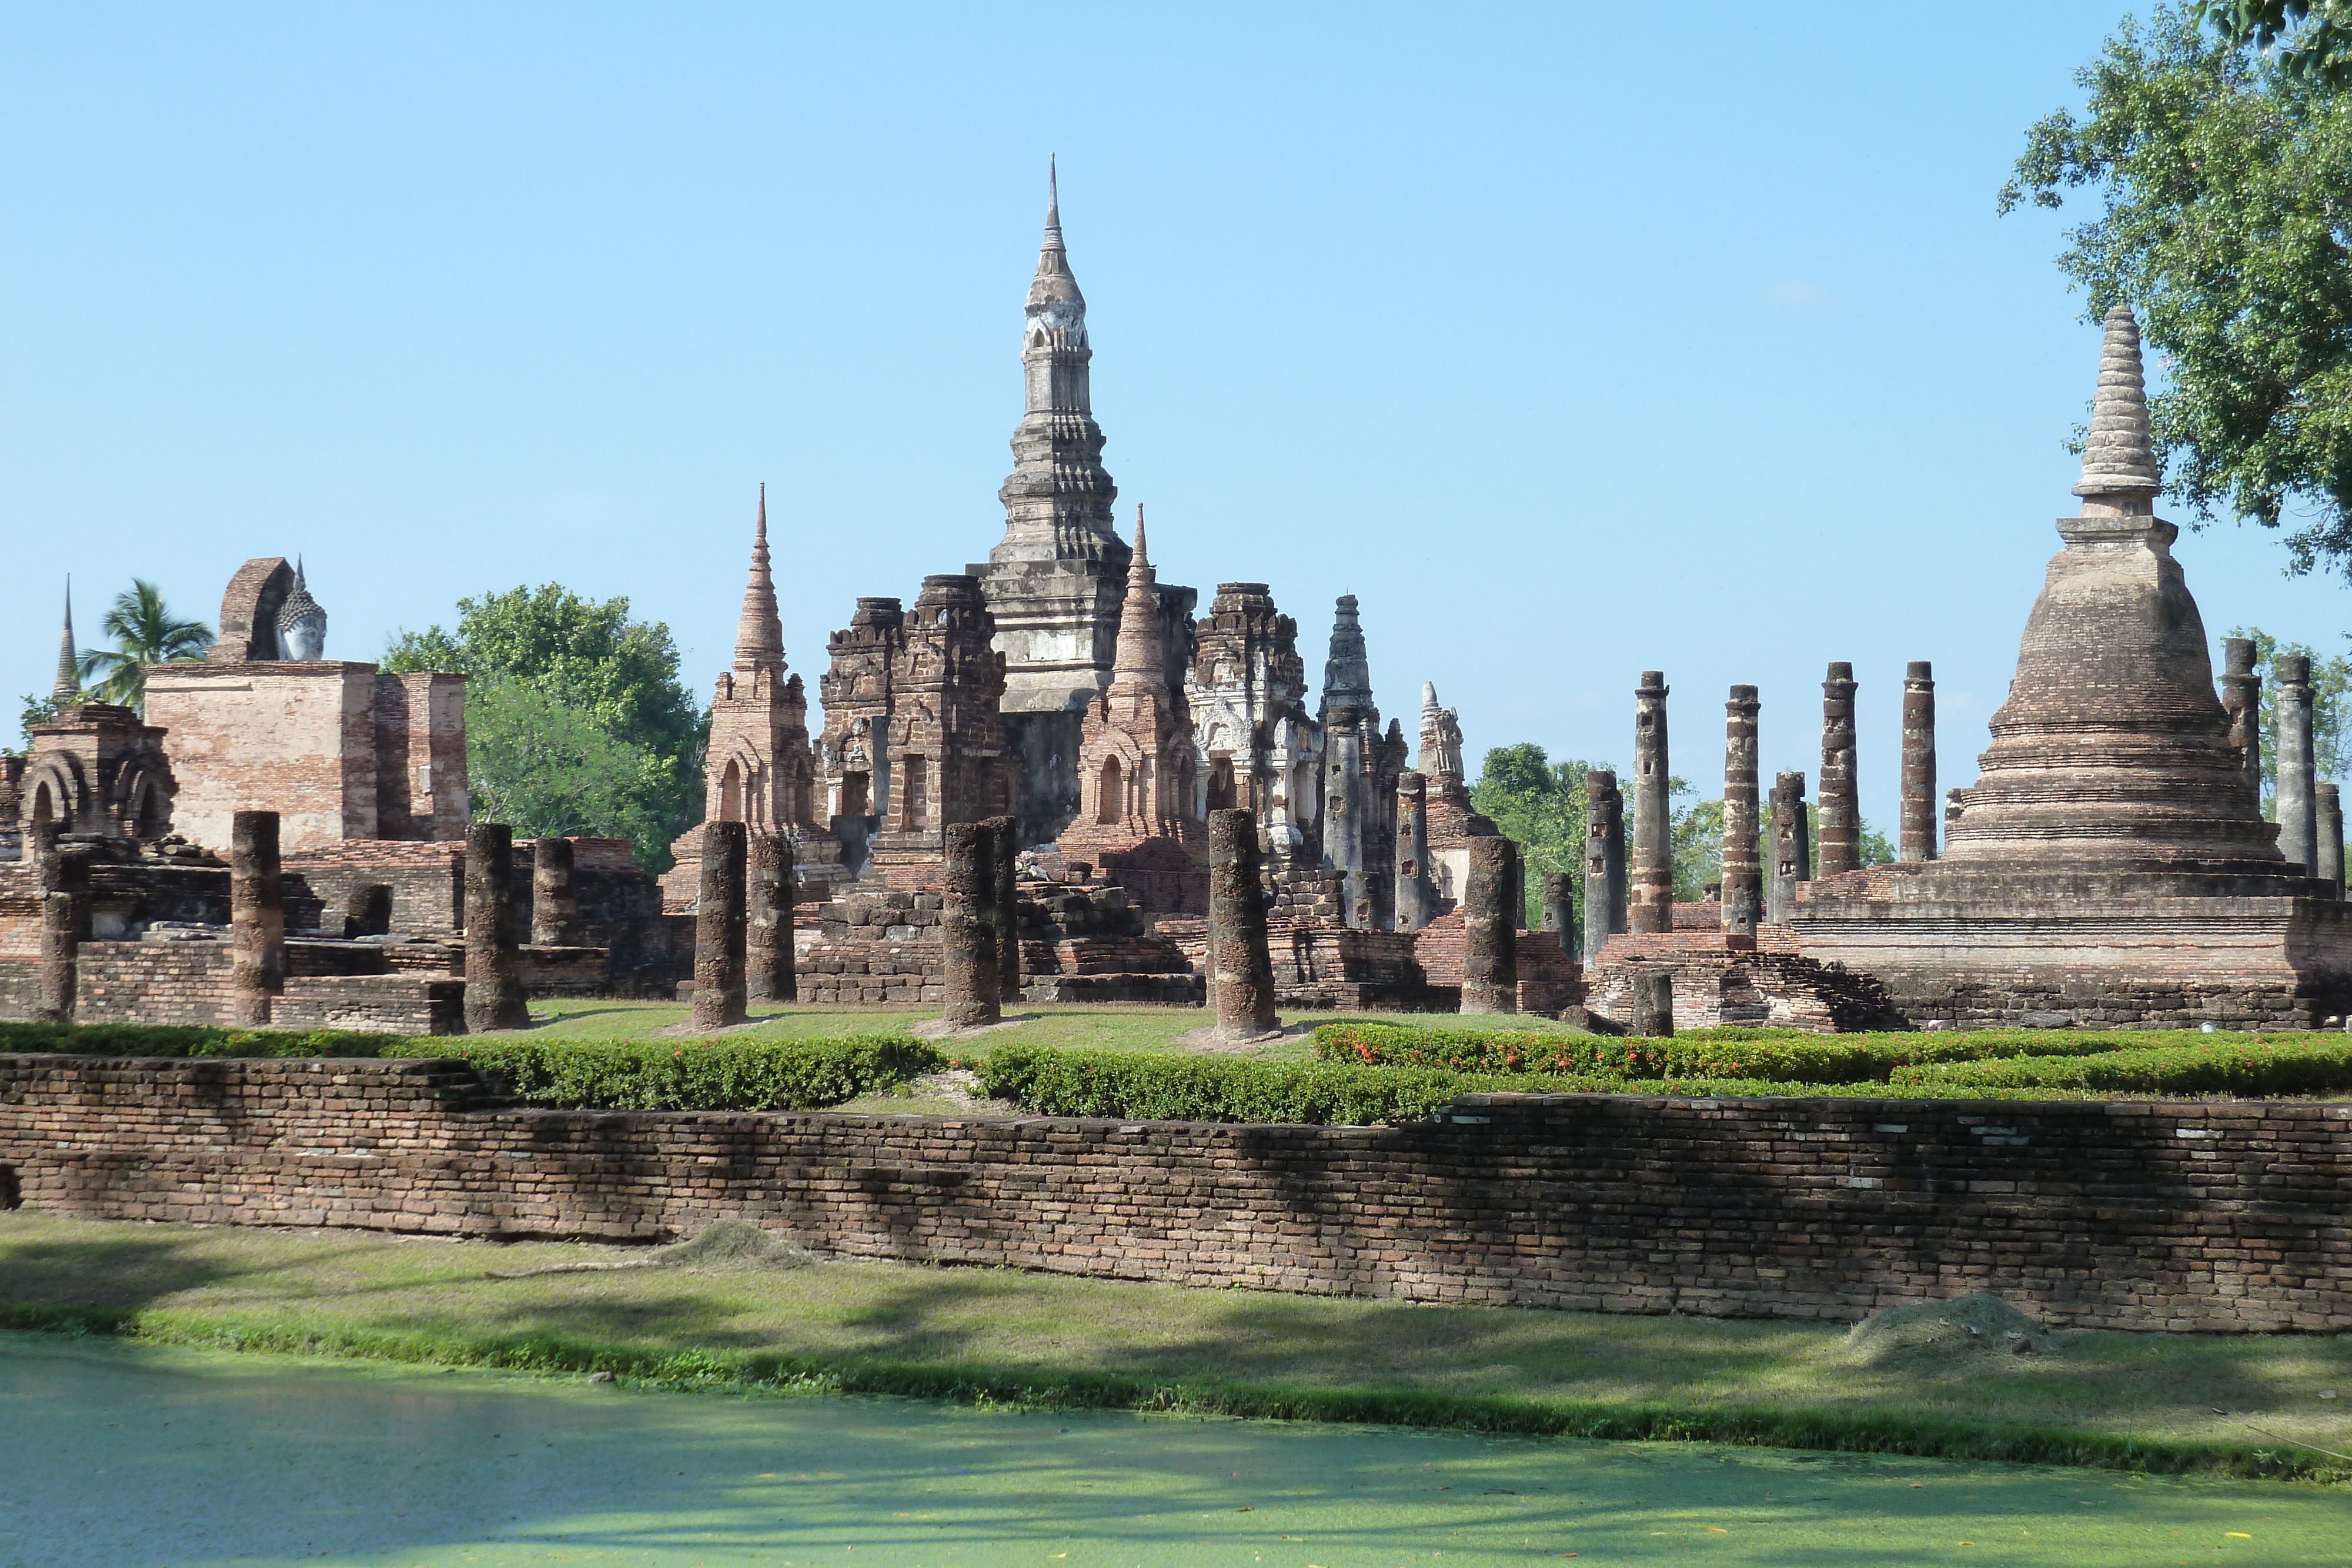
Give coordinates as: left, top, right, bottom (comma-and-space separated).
144, 663, 384, 853
0, 945, 459, 1032
4, 1055, 2346, 1332
800, 878, 1195, 1007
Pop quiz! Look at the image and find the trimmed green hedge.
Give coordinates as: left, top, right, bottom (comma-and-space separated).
1310, 1022, 2331, 1084
0, 1021, 409, 1058
446, 1036, 943, 1112
1893, 1036, 2352, 1095
968, 1044, 2040, 1124
0, 1021, 944, 1114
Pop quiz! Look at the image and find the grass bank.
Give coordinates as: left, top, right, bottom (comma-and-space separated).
4, 1213, 2345, 1483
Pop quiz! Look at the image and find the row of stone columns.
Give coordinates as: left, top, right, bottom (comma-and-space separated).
1590, 661, 1942, 954
2226, 641, 2345, 894
685, 822, 812, 1030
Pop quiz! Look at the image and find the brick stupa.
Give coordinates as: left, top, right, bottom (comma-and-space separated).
1790, 305, 2352, 1028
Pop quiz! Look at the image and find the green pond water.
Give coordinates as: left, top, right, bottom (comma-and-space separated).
1, 1333, 2344, 1567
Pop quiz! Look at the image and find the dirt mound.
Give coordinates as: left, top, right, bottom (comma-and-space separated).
651, 1220, 817, 1272
1845, 1292, 2059, 1366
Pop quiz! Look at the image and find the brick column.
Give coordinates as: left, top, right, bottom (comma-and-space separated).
941, 821, 999, 1029
1766, 771, 1809, 924
693, 821, 749, 1030
1394, 771, 1432, 934
32, 824, 85, 1027
2321, 782, 2345, 898
1583, 769, 1625, 964
1720, 684, 1761, 945
1629, 967, 1674, 1037
1900, 661, 1937, 862
1208, 808, 1277, 1040
749, 832, 797, 1003
229, 810, 284, 1028
2277, 653, 2318, 875
985, 817, 1022, 1008
1629, 673, 1672, 934
1541, 871, 1574, 958
530, 836, 577, 946
2220, 637, 2262, 810
1323, 709, 1366, 928
464, 823, 530, 1034
1818, 661, 1861, 875
1461, 835, 1519, 1015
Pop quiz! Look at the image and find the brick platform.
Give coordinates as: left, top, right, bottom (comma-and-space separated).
3, 1054, 2346, 1332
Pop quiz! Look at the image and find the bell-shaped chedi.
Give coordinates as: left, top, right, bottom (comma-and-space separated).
1788, 305, 2351, 1031
1944, 304, 2284, 872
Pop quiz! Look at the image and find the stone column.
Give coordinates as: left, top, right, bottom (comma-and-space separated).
1628, 967, 1673, 1038
1945, 788, 1966, 844
1900, 661, 1937, 862
1461, 835, 1519, 1015
1322, 709, 1366, 927
2220, 637, 2262, 809
1208, 808, 1278, 1039
1720, 685, 1761, 945
692, 821, 749, 1029
1818, 662, 1861, 874
1629, 673, 1672, 934
748, 833, 797, 1003
940, 821, 1000, 1028
1541, 871, 1574, 956
985, 816, 1022, 1008
345, 884, 393, 940
33, 825, 85, 1027
1394, 771, 1432, 933
229, 810, 284, 1028
2276, 653, 2318, 875
530, 836, 577, 946
464, 823, 530, 1034
1765, 772, 1805, 925
2321, 782, 2345, 898
1583, 770, 1625, 964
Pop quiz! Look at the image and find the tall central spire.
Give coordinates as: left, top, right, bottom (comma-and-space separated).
995, 158, 1120, 565
53, 580, 78, 700
733, 482, 786, 674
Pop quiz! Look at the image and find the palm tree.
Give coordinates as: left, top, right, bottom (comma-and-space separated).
76, 580, 213, 711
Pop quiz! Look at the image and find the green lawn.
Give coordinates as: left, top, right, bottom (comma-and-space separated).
521, 998, 1591, 1062
5, 1213, 2345, 1480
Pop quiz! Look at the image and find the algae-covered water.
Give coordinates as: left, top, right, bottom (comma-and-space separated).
1, 1332, 2343, 1566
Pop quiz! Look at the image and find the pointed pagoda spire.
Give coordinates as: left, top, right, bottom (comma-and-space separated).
2073, 302, 2163, 502
1111, 504, 1163, 683
52, 578, 78, 699
1028, 153, 1081, 310
1320, 594, 1375, 717
732, 482, 786, 674
998, 158, 1116, 564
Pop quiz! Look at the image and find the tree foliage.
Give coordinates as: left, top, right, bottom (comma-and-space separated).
74, 580, 213, 711
2198, 0, 2352, 87
385, 586, 707, 871
2000, 6, 2352, 577
1469, 743, 1593, 934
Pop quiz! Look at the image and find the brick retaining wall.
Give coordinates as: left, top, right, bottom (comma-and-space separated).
1, 1054, 2346, 1332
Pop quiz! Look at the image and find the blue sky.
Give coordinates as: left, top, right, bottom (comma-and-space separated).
5, 2, 2346, 829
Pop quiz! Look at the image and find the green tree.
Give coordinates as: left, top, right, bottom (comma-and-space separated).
385, 586, 708, 871
1469, 743, 1596, 937
1669, 783, 1722, 903
15, 690, 90, 753
2000, 7, 2352, 577
2197, 0, 2352, 87
2226, 625, 2352, 811
74, 580, 214, 711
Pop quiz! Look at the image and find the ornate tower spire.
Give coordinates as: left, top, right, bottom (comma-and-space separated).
53, 579, 78, 698
733, 482, 786, 674
277, 557, 328, 660
995, 159, 1120, 565
1320, 595, 1375, 718
1111, 506, 1162, 684
2074, 303, 2163, 505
